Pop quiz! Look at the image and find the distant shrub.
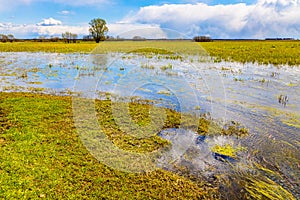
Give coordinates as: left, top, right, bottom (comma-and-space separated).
132, 36, 146, 41
193, 36, 212, 42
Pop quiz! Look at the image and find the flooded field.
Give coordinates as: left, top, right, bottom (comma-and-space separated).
0, 51, 299, 199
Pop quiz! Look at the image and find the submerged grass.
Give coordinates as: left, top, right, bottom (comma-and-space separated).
211, 144, 240, 158
244, 176, 295, 200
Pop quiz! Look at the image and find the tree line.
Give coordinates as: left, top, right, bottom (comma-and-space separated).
0, 34, 15, 42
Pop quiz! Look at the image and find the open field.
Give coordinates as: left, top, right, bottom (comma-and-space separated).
0, 40, 300, 65
201, 40, 300, 66
0, 42, 98, 54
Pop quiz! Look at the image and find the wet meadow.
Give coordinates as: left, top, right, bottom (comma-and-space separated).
0, 40, 299, 199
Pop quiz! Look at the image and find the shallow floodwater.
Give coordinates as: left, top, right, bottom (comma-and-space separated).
0, 52, 299, 198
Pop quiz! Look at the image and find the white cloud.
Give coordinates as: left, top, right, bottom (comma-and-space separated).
36, 18, 62, 26
108, 23, 168, 39
123, 0, 300, 39
58, 10, 71, 15
0, 22, 89, 38
36, 25, 88, 36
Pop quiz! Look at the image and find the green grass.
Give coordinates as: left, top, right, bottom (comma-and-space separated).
0, 41, 206, 55
200, 40, 300, 66
0, 92, 220, 199
93, 41, 206, 55
0, 41, 98, 53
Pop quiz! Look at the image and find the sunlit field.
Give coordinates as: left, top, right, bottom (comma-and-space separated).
1, 40, 299, 65
0, 40, 299, 199
201, 40, 300, 66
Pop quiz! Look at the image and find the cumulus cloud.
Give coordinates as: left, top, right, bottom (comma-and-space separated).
36, 18, 62, 26
108, 23, 168, 39
36, 25, 88, 36
0, 22, 89, 38
123, 0, 300, 39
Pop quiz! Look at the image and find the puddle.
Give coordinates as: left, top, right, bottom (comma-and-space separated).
0, 51, 299, 198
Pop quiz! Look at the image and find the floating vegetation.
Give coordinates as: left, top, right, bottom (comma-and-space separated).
27, 81, 43, 85
157, 90, 171, 96
211, 144, 241, 159
19, 72, 28, 79
221, 121, 249, 138
140, 63, 155, 69
129, 47, 174, 55
271, 71, 280, 78
287, 82, 297, 87
221, 66, 231, 71
160, 64, 173, 71
233, 77, 243, 82
165, 55, 183, 61
278, 94, 289, 107
259, 78, 266, 83
0, 72, 17, 77
194, 105, 201, 110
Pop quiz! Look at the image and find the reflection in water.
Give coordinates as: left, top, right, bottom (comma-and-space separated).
0, 52, 299, 198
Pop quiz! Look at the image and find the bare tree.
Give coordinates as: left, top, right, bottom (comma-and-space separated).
62, 32, 78, 43
7, 34, 15, 42
62, 32, 71, 43
0, 34, 8, 43
71, 33, 78, 43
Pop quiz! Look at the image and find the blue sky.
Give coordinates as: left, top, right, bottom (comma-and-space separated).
0, 0, 299, 39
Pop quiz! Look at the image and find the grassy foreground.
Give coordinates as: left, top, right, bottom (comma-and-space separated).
0, 40, 299, 65
0, 93, 295, 199
0, 92, 219, 199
